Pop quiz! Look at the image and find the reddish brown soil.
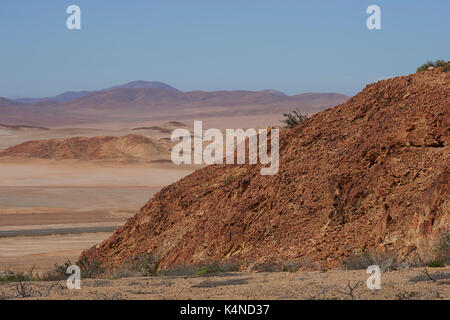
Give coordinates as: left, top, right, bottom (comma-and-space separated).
81, 69, 449, 271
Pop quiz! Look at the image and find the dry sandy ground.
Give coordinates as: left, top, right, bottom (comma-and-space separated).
0, 233, 112, 274
0, 159, 195, 273
0, 268, 448, 300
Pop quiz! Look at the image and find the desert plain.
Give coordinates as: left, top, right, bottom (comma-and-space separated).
0, 123, 197, 274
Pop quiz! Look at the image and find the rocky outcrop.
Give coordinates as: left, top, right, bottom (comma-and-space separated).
81, 69, 449, 270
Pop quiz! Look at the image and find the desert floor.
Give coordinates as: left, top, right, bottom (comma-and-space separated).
0, 268, 448, 300
0, 159, 195, 273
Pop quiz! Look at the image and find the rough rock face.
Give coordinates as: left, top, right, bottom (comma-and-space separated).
81, 69, 449, 270
0, 134, 167, 162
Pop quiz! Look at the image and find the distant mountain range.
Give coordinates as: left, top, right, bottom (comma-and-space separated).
13, 81, 179, 104
0, 81, 348, 127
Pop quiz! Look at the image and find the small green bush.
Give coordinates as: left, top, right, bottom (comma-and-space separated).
281, 110, 308, 129
416, 59, 450, 73
442, 63, 450, 73
417, 61, 434, 72
436, 234, 450, 262
425, 260, 445, 268
76, 256, 106, 278
196, 263, 222, 276
161, 264, 199, 277
343, 250, 400, 271
0, 272, 33, 283
112, 253, 160, 278
162, 260, 240, 277
434, 60, 447, 67
281, 261, 300, 273
41, 259, 73, 281
0, 266, 40, 283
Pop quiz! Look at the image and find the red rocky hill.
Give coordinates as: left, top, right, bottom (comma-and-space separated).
81, 69, 449, 271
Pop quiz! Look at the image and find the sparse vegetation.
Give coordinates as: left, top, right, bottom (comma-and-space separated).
343, 250, 402, 271
112, 253, 160, 278
43, 259, 74, 281
1, 258, 106, 285
76, 256, 106, 278
436, 234, 450, 264
253, 263, 281, 272
410, 270, 450, 283
414, 234, 450, 268
416, 59, 450, 73
191, 278, 249, 288
443, 63, 450, 72
93, 292, 124, 300
343, 238, 449, 272
0, 258, 107, 284
196, 263, 222, 276
162, 260, 240, 277
160, 264, 199, 277
281, 261, 300, 273
335, 281, 362, 300
0, 266, 40, 283
252, 258, 316, 273
280, 110, 308, 129
308, 281, 362, 300
0, 279, 64, 300
395, 291, 418, 300
426, 260, 445, 268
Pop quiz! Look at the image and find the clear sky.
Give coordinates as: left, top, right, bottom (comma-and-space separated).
0, 0, 448, 98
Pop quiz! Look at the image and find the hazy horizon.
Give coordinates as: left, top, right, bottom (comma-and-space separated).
1, 0, 448, 98
7, 80, 350, 101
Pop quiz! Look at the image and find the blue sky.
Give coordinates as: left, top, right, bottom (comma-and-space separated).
0, 0, 448, 98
